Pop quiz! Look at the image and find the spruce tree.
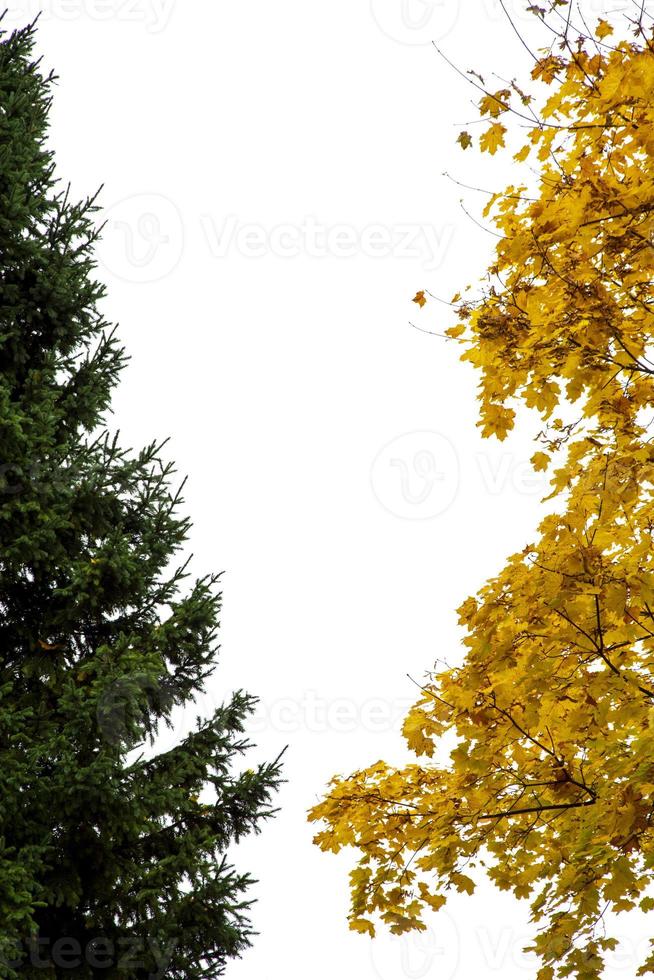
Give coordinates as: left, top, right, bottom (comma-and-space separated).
0, 20, 281, 978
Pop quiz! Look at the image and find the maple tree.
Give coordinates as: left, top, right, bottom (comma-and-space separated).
310, 4, 654, 977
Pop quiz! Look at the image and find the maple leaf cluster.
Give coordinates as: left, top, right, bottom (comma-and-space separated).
311, 10, 654, 978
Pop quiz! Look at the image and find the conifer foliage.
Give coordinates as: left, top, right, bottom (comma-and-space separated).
0, 21, 281, 978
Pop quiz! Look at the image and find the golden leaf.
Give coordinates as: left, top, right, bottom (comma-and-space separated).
479, 122, 507, 155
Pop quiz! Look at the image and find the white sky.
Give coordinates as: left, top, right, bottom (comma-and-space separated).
6, 1, 652, 977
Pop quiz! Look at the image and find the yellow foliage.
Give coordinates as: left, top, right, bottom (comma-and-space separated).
480, 122, 507, 155
596, 19, 614, 40
310, 10, 654, 979
531, 451, 550, 472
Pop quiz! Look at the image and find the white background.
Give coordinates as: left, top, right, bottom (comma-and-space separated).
5, 1, 652, 977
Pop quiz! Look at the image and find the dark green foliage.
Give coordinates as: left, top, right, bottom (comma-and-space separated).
0, 20, 281, 978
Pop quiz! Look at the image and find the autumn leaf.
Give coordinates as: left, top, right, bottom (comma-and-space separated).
531, 54, 564, 83
451, 872, 475, 895
479, 89, 511, 117
418, 882, 447, 910
350, 918, 375, 937
457, 130, 473, 150
479, 404, 515, 440
596, 18, 613, 40
402, 707, 436, 756
479, 122, 506, 155
531, 451, 550, 471
412, 290, 427, 308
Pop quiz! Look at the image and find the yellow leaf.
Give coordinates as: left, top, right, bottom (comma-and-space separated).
596, 18, 613, 39
531, 55, 564, 83
479, 89, 511, 118
350, 918, 375, 937
531, 451, 550, 471
479, 404, 515, 440
479, 122, 507, 155
451, 872, 475, 895
418, 883, 447, 910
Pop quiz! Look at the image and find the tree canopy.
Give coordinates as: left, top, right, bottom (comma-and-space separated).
0, 20, 281, 978
310, 4, 654, 977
